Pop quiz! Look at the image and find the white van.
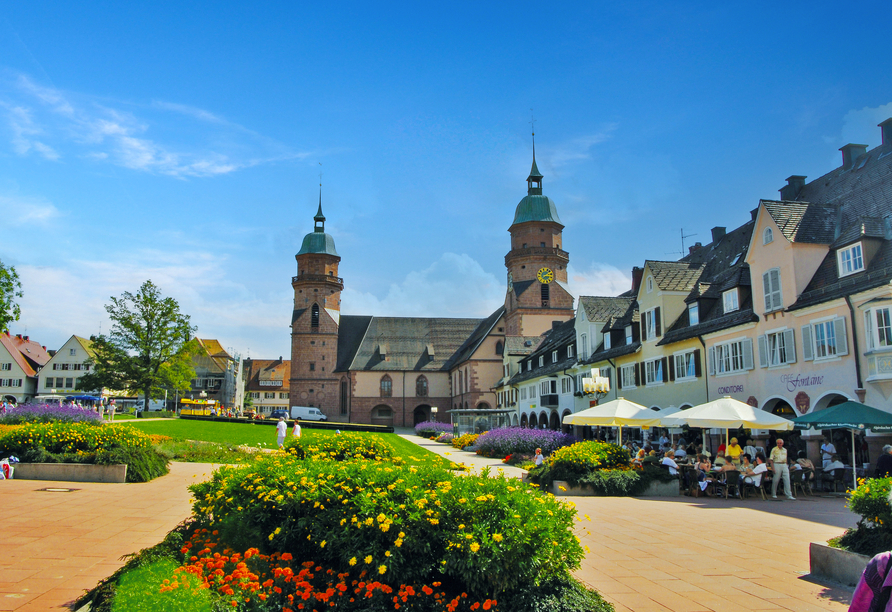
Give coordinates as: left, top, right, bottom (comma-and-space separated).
290, 406, 328, 421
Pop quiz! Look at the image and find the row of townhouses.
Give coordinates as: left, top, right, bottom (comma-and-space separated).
0, 333, 244, 411
495, 118, 892, 464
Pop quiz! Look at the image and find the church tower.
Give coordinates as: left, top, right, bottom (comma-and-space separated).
289, 189, 343, 417
504, 142, 574, 336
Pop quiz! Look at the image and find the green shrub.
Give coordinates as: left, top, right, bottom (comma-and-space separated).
137, 410, 176, 419
96, 446, 170, 483
111, 558, 210, 612
530, 441, 630, 487
833, 477, 892, 556
499, 576, 614, 612
577, 465, 676, 496
284, 431, 394, 461
189, 454, 583, 597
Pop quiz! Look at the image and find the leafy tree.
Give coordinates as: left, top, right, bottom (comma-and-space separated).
0, 259, 23, 333
78, 281, 196, 404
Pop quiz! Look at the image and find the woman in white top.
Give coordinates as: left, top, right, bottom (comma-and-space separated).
661, 451, 679, 476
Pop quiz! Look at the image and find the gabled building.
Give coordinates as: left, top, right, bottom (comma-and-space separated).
40, 335, 98, 397
0, 331, 50, 403
244, 358, 290, 415
190, 338, 242, 411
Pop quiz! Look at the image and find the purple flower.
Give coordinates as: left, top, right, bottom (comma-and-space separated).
475, 427, 577, 457
0, 403, 103, 425
414, 421, 452, 435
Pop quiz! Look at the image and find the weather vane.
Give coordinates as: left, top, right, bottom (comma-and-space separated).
530, 110, 536, 157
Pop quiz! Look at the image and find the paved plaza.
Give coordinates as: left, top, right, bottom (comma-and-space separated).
0, 433, 859, 611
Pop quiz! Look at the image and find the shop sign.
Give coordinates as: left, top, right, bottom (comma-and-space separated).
780, 373, 824, 393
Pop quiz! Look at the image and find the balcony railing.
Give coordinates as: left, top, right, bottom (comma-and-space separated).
540, 394, 559, 408
292, 273, 343, 285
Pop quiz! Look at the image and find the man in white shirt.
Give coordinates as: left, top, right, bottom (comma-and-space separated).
744, 454, 769, 488
821, 437, 837, 470
276, 417, 287, 448
769, 438, 795, 500
661, 451, 679, 476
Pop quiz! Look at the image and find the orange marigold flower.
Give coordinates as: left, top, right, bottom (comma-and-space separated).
281, 552, 293, 561
422, 585, 433, 595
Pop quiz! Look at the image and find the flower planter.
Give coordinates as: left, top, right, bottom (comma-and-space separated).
552, 480, 595, 496
13, 463, 128, 483
550, 478, 681, 497
809, 542, 870, 587
638, 480, 681, 497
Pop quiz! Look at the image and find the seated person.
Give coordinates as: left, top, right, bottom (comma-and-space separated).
795, 451, 816, 481
737, 454, 753, 474
825, 454, 845, 472
743, 439, 758, 459
714, 451, 727, 467
632, 448, 646, 466
695, 454, 712, 479
661, 451, 679, 476
716, 458, 738, 476
743, 453, 769, 487
642, 450, 660, 464
673, 444, 687, 461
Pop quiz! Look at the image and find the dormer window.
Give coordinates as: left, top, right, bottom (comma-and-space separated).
688, 303, 699, 326
763, 227, 773, 245
723, 289, 739, 313
552, 350, 558, 363
604, 333, 611, 350
837, 242, 865, 277
646, 276, 654, 293
538, 356, 544, 367
625, 325, 633, 345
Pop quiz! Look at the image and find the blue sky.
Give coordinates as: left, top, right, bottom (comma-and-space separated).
1, 2, 890, 359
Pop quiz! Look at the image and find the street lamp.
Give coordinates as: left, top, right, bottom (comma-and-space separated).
581, 368, 611, 405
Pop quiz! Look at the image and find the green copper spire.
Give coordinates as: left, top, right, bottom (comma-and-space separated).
314, 185, 326, 232
298, 183, 339, 257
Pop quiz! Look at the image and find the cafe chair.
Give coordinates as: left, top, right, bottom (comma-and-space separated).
722, 470, 742, 499
831, 468, 847, 493
791, 469, 808, 498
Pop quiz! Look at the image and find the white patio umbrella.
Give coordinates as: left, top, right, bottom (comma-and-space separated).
562, 397, 660, 445
665, 396, 794, 451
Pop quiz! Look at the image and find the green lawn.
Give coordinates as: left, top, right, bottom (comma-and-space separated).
120, 419, 454, 468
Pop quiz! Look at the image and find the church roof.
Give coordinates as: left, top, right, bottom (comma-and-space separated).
297, 232, 339, 256
335, 315, 486, 372
511, 194, 562, 226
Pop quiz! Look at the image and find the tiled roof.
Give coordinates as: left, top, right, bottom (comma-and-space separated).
578, 296, 634, 322
646, 260, 703, 292
0, 332, 50, 377
74, 336, 97, 359
508, 318, 577, 385
244, 358, 291, 391
830, 216, 887, 248
512, 279, 535, 298
195, 338, 234, 373
795, 141, 892, 227
659, 308, 759, 345
443, 307, 505, 370
761, 200, 839, 244
335, 315, 485, 372
603, 299, 639, 331
585, 340, 641, 364
504, 335, 542, 356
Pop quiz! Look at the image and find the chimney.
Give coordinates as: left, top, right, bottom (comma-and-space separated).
23, 336, 28, 342
779, 175, 807, 201
15, 334, 21, 339
688, 242, 703, 255
630, 266, 643, 293
840, 143, 868, 169
880, 118, 892, 146
711, 227, 726, 243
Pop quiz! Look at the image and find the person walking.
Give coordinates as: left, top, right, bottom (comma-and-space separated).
292, 417, 302, 439
276, 417, 287, 449
770, 438, 795, 500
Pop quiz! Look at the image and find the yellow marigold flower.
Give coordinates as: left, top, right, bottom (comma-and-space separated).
470, 542, 480, 553
458, 524, 465, 529
349, 557, 357, 566
378, 565, 387, 574
364, 555, 373, 564
385, 551, 391, 557
493, 533, 503, 542
395, 538, 403, 547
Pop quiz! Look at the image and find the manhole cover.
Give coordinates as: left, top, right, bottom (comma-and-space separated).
37, 487, 80, 493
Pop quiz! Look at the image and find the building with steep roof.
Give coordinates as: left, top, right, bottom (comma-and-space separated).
189, 338, 243, 411
0, 331, 50, 403
290, 151, 575, 427
38, 335, 97, 399
244, 358, 290, 415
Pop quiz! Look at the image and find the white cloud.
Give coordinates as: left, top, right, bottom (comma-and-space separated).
342, 253, 504, 318
840, 102, 892, 148
0, 193, 60, 226
567, 262, 631, 298
0, 72, 304, 178
542, 125, 618, 169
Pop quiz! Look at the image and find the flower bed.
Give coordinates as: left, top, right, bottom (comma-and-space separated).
474, 427, 576, 458
284, 431, 394, 461
829, 477, 892, 557
0, 422, 169, 483
452, 433, 480, 449
0, 403, 102, 424
414, 421, 452, 439
528, 441, 637, 492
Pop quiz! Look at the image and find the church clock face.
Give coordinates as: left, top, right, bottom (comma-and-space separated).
537, 267, 554, 284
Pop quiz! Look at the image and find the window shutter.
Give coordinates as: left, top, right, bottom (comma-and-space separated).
763, 272, 772, 311
708, 347, 715, 375
668, 356, 676, 381
743, 337, 754, 370
865, 311, 874, 351
661, 357, 669, 382
802, 325, 814, 361
757, 335, 768, 368
634, 363, 641, 386
617, 368, 623, 390
655, 307, 662, 337
835, 318, 849, 356
694, 349, 702, 377
783, 329, 796, 364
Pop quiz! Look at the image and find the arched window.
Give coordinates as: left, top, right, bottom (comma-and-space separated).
763, 227, 773, 245
416, 375, 428, 397
311, 304, 320, 329
380, 375, 392, 397
646, 276, 654, 293
495, 341, 504, 355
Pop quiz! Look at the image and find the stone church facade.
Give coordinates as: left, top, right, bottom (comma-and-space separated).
289, 153, 576, 427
